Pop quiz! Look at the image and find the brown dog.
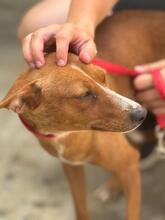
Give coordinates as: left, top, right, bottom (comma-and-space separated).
0, 52, 145, 220
1, 9, 165, 220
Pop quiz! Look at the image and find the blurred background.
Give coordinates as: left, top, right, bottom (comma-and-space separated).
0, 1, 165, 220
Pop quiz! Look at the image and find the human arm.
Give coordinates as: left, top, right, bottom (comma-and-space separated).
18, 0, 118, 68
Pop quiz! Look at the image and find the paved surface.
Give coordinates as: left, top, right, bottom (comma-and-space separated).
0, 1, 165, 220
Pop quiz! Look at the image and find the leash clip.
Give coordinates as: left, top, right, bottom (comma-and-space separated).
155, 125, 165, 158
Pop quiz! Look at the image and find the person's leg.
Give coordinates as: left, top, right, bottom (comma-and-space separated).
18, 0, 71, 40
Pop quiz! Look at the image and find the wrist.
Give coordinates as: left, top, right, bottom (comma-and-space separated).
67, 19, 95, 38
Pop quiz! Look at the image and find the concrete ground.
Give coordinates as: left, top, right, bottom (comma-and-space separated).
0, 1, 165, 220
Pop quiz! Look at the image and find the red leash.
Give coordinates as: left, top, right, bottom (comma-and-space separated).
92, 59, 139, 77
93, 59, 165, 128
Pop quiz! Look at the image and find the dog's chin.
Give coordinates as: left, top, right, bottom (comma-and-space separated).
91, 126, 109, 131
90, 124, 122, 132
123, 121, 144, 133
90, 121, 143, 133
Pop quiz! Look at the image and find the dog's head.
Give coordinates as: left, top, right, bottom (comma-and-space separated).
0, 53, 146, 133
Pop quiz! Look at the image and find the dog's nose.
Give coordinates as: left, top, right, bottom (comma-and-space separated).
129, 107, 147, 124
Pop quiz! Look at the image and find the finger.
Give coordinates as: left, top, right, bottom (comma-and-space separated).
136, 88, 160, 102
135, 59, 165, 72
22, 33, 35, 68
133, 73, 154, 90
79, 40, 97, 63
30, 25, 60, 68
55, 31, 71, 66
30, 30, 46, 68
141, 99, 165, 109
152, 107, 165, 115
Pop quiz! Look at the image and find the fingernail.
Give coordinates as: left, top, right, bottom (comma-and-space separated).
134, 65, 145, 72
82, 52, 91, 63
29, 62, 35, 69
57, 59, 66, 66
36, 61, 43, 68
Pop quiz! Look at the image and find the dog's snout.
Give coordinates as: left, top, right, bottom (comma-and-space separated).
129, 107, 147, 124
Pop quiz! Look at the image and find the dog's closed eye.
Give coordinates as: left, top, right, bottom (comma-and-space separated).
77, 91, 97, 100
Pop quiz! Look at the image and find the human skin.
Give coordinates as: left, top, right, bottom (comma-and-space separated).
18, 0, 165, 116
18, 0, 118, 68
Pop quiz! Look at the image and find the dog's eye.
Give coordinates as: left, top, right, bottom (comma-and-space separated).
79, 91, 97, 99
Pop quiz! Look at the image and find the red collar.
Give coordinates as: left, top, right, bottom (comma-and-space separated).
19, 115, 55, 140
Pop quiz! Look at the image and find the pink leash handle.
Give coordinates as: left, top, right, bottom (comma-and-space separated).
151, 69, 165, 128
93, 59, 165, 128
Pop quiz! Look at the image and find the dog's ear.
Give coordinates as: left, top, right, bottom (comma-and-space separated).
80, 64, 106, 84
68, 53, 106, 84
0, 81, 42, 114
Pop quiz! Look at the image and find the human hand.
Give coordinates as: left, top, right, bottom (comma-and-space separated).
22, 23, 97, 68
133, 60, 165, 115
